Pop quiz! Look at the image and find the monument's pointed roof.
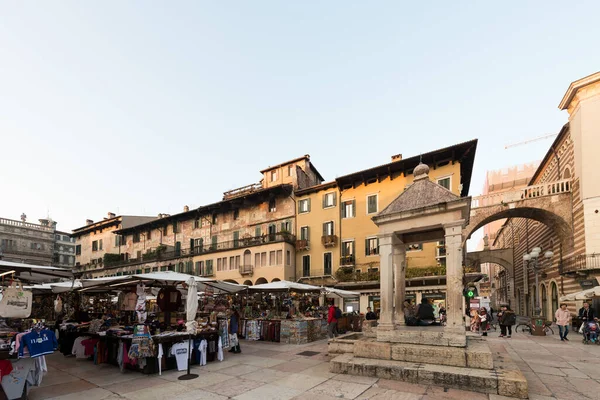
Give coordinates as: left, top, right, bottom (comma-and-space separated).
376, 162, 460, 217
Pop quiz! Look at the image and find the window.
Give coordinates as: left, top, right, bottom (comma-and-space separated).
302, 255, 310, 277
342, 200, 356, 218
288, 165, 293, 176
323, 221, 334, 236
269, 251, 276, 266
286, 250, 291, 266
147, 230, 152, 240
137, 251, 142, 259
342, 240, 355, 256
233, 209, 239, 220
206, 260, 214, 276
1, 239, 15, 249
223, 257, 228, 270
76, 245, 81, 255
99, 239, 103, 251
234, 256, 240, 269
406, 243, 423, 252
298, 199, 311, 213
367, 194, 378, 214
365, 237, 379, 256
324, 252, 332, 275
233, 231, 240, 248
194, 219, 201, 229
133, 233, 140, 243
92, 241, 98, 251
172, 221, 178, 234
276, 250, 283, 265
195, 238, 204, 250
115, 235, 122, 247
211, 236, 217, 250
281, 220, 291, 233
436, 240, 446, 258
195, 261, 203, 275
255, 226, 262, 237
255, 253, 260, 267
269, 199, 276, 212
261, 252, 267, 267
229, 256, 235, 269
437, 176, 451, 190
300, 226, 310, 241
217, 258, 223, 272
212, 214, 218, 225
271, 170, 278, 182
323, 192, 336, 208
163, 226, 168, 236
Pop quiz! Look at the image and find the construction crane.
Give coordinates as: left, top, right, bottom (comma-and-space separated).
504, 133, 557, 149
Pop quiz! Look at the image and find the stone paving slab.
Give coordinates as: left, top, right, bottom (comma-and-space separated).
26, 331, 600, 399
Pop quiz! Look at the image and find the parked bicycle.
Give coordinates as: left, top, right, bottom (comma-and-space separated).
515, 320, 554, 335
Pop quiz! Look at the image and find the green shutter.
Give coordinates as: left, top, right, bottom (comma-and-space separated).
307, 198, 311, 212
255, 226, 261, 237
306, 226, 310, 241
322, 194, 327, 208
352, 200, 356, 217
323, 223, 327, 236
333, 192, 337, 206
365, 238, 369, 256
233, 231, 239, 247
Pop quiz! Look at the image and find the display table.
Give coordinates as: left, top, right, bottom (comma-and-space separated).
280, 318, 327, 345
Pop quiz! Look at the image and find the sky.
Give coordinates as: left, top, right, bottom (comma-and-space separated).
2, 1, 600, 250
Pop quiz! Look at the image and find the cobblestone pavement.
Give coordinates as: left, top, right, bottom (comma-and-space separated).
28, 329, 600, 400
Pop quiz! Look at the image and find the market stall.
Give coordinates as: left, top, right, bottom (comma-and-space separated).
0, 261, 73, 399
324, 287, 362, 333
244, 280, 328, 344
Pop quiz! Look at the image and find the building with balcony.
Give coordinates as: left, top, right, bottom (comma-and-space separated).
490, 71, 600, 317
0, 216, 56, 265
74, 155, 323, 282
72, 213, 157, 273
294, 140, 478, 312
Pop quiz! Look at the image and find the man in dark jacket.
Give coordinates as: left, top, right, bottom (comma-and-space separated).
416, 298, 435, 326
365, 307, 377, 321
579, 302, 595, 322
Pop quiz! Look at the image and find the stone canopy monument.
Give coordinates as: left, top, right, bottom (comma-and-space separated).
329, 162, 527, 398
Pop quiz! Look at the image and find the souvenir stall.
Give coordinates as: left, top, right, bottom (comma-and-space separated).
0, 261, 72, 400
323, 287, 362, 333
241, 281, 328, 345
54, 272, 246, 375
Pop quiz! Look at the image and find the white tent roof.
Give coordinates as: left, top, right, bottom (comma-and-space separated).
0, 260, 72, 283
249, 280, 322, 292
324, 287, 360, 299
560, 286, 600, 301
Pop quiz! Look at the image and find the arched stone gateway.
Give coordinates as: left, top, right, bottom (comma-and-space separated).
466, 248, 515, 305
243, 280, 253, 286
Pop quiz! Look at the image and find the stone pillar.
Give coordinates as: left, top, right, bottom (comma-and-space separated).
378, 233, 395, 330
393, 240, 407, 326
444, 220, 466, 332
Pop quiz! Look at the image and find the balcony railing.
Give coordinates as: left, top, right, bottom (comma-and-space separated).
240, 265, 253, 275
335, 268, 379, 282
76, 233, 295, 271
295, 239, 309, 251
560, 254, 600, 275
340, 255, 355, 266
321, 235, 338, 247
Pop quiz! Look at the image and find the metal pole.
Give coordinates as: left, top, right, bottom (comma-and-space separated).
534, 258, 541, 316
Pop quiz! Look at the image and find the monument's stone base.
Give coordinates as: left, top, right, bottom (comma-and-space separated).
328, 328, 527, 398
377, 325, 467, 347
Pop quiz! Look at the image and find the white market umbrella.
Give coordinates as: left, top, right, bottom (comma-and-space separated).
323, 287, 360, 299
249, 280, 322, 292
186, 276, 198, 333
560, 286, 600, 302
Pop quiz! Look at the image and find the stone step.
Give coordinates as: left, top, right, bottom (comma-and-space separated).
330, 353, 527, 399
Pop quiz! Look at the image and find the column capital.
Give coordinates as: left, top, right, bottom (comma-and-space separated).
377, 233, 403, 246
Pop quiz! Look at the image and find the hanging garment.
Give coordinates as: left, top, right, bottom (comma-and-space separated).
198, 339, 207, 366
19, 329, 58, 358
0, 360, 13, 381
136, 284, 147, 323
157, 343, 164, 376
169, 341, 190, 371
157, 287, 182, 312
1, 358, 35, 400
71, 336, 90, 359
217, 337, 223, 362
122, 291, 138, 311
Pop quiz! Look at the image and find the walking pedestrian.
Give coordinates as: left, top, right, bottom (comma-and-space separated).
478, 307, 491, 336
498, 305, 516, 338
327, 302, 338, 338
555, 303, 571, 342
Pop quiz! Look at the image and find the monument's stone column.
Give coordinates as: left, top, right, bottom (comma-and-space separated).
444, 220, 465, 332
378, 233, 395, 330
393, 240, 407, 326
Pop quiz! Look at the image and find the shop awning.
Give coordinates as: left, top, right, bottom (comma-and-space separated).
0, 260, 73, 283
323, 287, 360, 299
560, 286, 600, 301
249, 280, 323, 293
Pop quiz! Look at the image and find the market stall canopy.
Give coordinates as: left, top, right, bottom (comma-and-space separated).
323, 287, 360, 299
195, 280, 247, 294
0, 260, 73, 283
560, 286, 600, 301
249, 280, 323, 293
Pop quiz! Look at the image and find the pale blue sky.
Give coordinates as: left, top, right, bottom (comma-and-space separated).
1, 2, 599, 250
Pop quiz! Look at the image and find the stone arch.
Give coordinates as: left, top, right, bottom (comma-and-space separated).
562, 167, 572, 179
541, 283, 548, 317
243, 280, 253, 286
223, 279, 238, 284
463, 206, 573, 252
255, 277, 268, 285
271, 278, 281, 282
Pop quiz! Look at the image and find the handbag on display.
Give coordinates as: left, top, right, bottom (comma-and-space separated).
54, 295, 63, 314
0, 280, 33, 318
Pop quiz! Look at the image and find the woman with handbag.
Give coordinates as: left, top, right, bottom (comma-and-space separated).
478, 307, 491, 336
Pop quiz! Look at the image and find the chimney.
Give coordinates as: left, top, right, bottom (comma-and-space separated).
183, 205, 189, 212
86, 219, 94, 225
391, 154, 403, 162
108, 212, 116, 219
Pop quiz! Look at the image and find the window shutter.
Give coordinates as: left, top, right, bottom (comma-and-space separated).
341, 203, 346, 218
352, 200, 356, 217
280, 223, 285, 232
298, 201, 302, 213
255, 226, 261, 237
322, 194, 326, 208
190, 238, 194, 252
307, 199, 311, 212
323, 223, 327, 236
365, 238, 369, 256
306, 227, 310, 241
333, 192, 337, 206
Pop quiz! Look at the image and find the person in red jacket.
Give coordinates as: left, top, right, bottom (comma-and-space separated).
328, 302, 338, 338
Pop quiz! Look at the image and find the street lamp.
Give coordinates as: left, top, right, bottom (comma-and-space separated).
523, 248, 553, 316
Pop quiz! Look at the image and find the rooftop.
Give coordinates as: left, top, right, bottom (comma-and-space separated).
559, 71, 600, 110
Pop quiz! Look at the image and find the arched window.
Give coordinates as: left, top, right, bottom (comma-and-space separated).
551, 282, 559, 315
563, 167, 571, 179
541, 284, 548, 317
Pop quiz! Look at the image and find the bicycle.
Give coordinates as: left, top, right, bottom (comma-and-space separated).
515, 320, 554, 335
